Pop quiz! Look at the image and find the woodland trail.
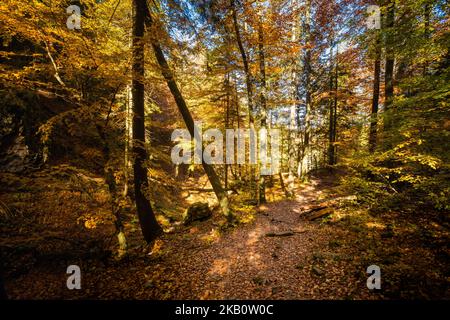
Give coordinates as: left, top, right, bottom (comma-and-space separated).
136, 174, 375, 300
2, 172, 373, 300
3, 171, 447, 300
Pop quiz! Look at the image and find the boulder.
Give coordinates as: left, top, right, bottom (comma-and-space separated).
182, 202, 212, 225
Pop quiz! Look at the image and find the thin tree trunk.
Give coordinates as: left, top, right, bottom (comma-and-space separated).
231, 0, 255, 120
332, 48, 338, 165
224, 74, 230, 190
124, 24, 133, 198
106, 168, 128, 257
369, 31, 381, 153
234, 77, 242, 179
423, 2, 431, 75
289, 0, 299, 188
96, 88, 128, 256
258, 16, 267, 204
384, 0, 395, 133
145, 8, 233, 222
328, 42, 335, 165
123, 84, 131, 197
131, 0, 162, 243
231, 0, 257, 197
288, 95, 297, 188
298, 0, 312, 178
279, 128, 291, 198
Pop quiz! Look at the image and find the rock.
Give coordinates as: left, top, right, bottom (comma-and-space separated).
295, 263, 304, 270
271, 286, 282, 294
312, 266, 324, 276
307, 208, 334, 221
182, 202, 212, 225
252, 276, 265, 286
265, 231, 295, 237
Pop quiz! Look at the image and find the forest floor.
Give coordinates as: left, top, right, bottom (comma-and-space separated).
1, 167, 449, 300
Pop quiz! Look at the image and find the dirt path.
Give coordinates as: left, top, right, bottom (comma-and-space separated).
6, 170, 368, 300
132, 175, 374, 300
7, 172, 445, 299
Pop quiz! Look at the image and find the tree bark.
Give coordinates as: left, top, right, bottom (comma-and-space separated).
328, 42, 336, 165
332, 47, 338, 165
289, 1, 300, 187
145, 7, 233, 223
231, 0, 257, 197
234, 77, 242, 179
384, 0, 395, 133
96, 88, 128, 256
131, 0, 162, 243
423, 2, 431, 75
224, 74, 230, 190
369, 31, 381, 153
123, 84, 132, 197
258, 16, 267, 204
231, 0, 255, 122
279, 128, 292, 198
298, 0, 312, 178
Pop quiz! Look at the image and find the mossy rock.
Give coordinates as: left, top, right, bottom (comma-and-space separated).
182, 202, 212, 225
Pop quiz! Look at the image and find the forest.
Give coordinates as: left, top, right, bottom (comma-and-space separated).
0, 0, 449, 300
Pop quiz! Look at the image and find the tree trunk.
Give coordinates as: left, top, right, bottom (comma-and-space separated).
231, 0, 257, 197
123, 84, 132, 197
145, 8, 233, 223
96, 88, 128, 256
224, 74, 230, 190
234, 77, 242, 179
369, 31, 381, 153
106, 168, 128, 257
328, 42, 336, 165
298, 0, 312, 178
131, 0, 162, 243
384, 0, 395, 133
231, 0, 255, 120
258, 16, 267, 204
289, 1, 299, 188
279, 128, 291, 198
423, 2, 431, 75
332, 48, 338, 165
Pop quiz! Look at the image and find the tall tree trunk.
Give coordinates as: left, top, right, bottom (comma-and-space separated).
328, 42, 336, 165
287, 94, 297, 190
231, 0, 254, 120
234, 77, 242, 179
288, 0, 299, 189
96, 89, 128, 257
231, 0, 257, 196
131, 0, 162, 243
124, 25, 133, 198
332, 49, 338, 165
384, 0, 395, 133
105, 168, 128, 257
298, 0, 312, 178
328, 59, 339, 165
224, 74, 230, 190
123, 84, 132, 197
423, 2, 431, 75
279, 128, 291, 198
258, 16, 267, 204
369, 31, 381, 153
145, 7, 233, 223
